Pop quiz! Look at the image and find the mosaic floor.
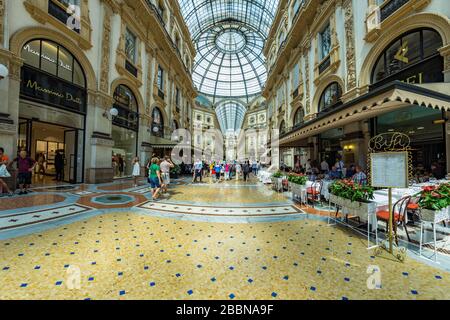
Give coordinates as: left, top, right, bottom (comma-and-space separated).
0, 176, 449, 300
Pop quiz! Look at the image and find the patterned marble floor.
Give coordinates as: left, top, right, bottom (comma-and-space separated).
0, 176, 449, 300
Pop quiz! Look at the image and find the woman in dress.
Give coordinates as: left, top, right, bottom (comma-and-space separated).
132, 157, 141, 187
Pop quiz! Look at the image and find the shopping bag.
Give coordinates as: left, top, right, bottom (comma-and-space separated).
0, 164, 11, 178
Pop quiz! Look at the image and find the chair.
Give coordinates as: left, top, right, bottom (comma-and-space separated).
406, 196, 421, 224
376, 196, 411, 245
306, 180, 323, 208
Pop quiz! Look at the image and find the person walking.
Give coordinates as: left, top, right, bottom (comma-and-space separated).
235, 162, 241, 181
10, 149, 36, 195
148, 157, 162, 200
160, 156, 174, 193
54, 150, 65, 182
242, 161, 250, 182
224, 162, 230, 180
118, 155, 124, 177
214, 162, 222, 183
0, 147, 13, 196
132, 157, 141, 187
193, 159, 203, 183
37, 152, 46, 176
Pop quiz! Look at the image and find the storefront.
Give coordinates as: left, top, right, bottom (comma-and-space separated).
279, 28, 450, 176
112, 84, 139, 178
369, 28, 446, 175
18, 39, 87, 184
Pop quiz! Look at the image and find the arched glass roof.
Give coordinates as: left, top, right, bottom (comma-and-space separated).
216, 101, 247, 133
179, 0, 278, 101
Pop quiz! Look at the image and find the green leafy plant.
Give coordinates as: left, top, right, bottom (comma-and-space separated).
170, 164, 181, 176
417, 183, 450, 211
287, 173, 307, 185
329, 179, 374, 203
272, 171, 283, 178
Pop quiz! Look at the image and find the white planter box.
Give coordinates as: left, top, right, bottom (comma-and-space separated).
421, 207, 450, 223
329, 194, 343, 207
290, 183, 304, 194
329, 195, 376, 221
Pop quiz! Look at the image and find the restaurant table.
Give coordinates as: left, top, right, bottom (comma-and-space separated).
258, 170, 273, 184
305, 180, 332, 201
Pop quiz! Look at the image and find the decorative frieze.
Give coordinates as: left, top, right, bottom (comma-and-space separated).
99, 4, 112, 93
0, 0, 5, 46
343, 0, 356, 91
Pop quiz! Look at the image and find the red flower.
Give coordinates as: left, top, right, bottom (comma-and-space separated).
422, 186, 435, 192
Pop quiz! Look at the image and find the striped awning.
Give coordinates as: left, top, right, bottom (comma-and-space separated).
279, 81, 450, 147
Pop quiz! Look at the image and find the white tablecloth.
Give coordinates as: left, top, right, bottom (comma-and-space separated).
258, 170, 273, 184
305, 180, 332, 200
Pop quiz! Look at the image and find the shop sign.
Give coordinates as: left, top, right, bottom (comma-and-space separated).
20, 65, 86, 114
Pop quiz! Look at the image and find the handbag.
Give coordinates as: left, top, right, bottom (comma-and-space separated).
0, 164, 11, 178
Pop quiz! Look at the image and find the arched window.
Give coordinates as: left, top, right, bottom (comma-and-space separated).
293, 107, 304, 127
319, 82, 342, 112
371, 28, 443, 84
20, 38, 87, 114
114, 85, 138, 111
113, 85, 139, 131
21, 39, 86, 88
152, 107, 164, 138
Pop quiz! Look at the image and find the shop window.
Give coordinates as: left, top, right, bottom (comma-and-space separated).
58, 46, 74, 83
152, 107, 164, 138
113, 85, 139, 131
371, 29, 443, 84
319, 82, 342, 112
21, 39, 86, 88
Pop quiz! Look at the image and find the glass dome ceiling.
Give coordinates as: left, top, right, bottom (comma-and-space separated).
179, 0, 279, 101
216, 101, 247, 133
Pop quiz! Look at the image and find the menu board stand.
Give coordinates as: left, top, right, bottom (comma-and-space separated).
368, 133, 411, 262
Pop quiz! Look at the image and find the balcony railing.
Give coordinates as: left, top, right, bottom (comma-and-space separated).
144, 0, 191, 76
125, 60, 138, 78
380, 0, 409, 22
158, 89, 165, 100
318, 56, 331, 75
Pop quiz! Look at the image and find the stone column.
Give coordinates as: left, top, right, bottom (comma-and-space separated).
0, 50, 22, 159
446, 111, 450, 174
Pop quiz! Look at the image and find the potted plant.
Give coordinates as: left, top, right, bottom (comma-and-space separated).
287, 173, 307, 194
272, 171, 284, 191
329, 179, 376, 217
170, 164, 181, 179
417, 183, 450, 222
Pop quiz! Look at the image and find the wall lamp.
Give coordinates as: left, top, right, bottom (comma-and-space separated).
103, 107, 119, 120
0, 64, 9, 80
344, 145, 353, 152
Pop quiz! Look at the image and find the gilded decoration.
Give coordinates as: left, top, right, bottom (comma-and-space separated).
99, 3, 112, 93
343, 0, 356, 91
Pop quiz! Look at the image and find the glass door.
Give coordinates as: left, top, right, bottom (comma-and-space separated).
64, 129, 84, 184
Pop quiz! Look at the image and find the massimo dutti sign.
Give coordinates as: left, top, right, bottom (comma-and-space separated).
20, 65, 87, 114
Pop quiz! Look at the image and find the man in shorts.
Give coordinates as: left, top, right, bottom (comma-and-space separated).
160, 156, 174, 193
10, 150, 36, 195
